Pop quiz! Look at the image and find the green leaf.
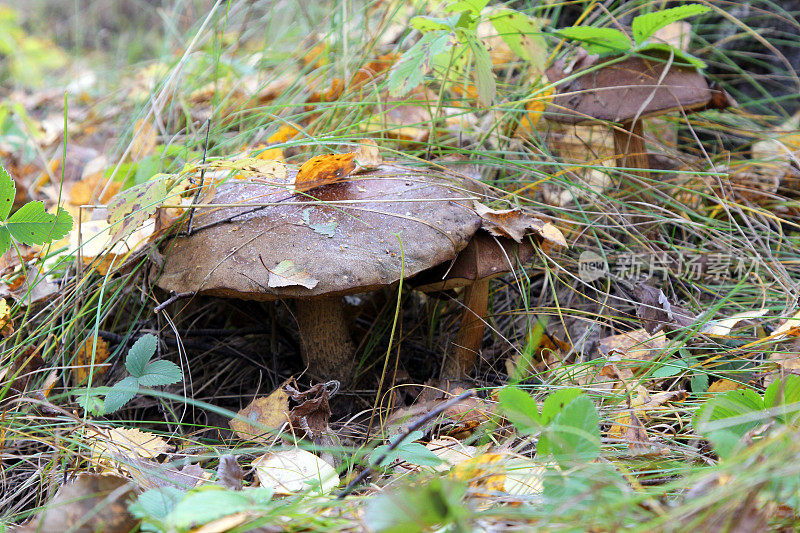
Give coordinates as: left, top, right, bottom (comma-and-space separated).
489, 10, 548, 71
557, 26, 632, 55
636, 43, 707, 68
126, 334, 159, 378
138, 360, 183, 387
130, 487, 185, 522
632, 4, 711, 45
467, 35, 495, 106
365, 477, 468, 533
692, 389, 764, 440
106, 175, 168, 240
73, 388, 105, 416
388, 31, 454, 98
540, 388, 583, 425
104, 376, 140, 413
167, 487, 273, 529
691, 372, 709, 393
764, 375, 800, 425
498, 386, 540, 433
373, 431, 443, 468
410, 15, 456, 33
651, 357, 688, 378
446, 0, 489, 16
538, 395, 600, 467
2, 203, 72, 252
0, 164, 16, 220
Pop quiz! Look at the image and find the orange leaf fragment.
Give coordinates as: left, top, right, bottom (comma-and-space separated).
294, 153, 357, 192
74, 336, 111, 385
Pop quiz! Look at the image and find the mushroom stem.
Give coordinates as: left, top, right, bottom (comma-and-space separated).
444, 278, 490, 378
613, 120, 650, 182
294, 296, 355, 386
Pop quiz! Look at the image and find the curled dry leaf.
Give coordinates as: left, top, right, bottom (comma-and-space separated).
473, 201, 567, 247
700, 309, 769, 336
385, 392, 493, 438
634, 283, 696, 334
294, 153, 357, 193
265, 259, 319, 290
767, 309, 800, 340
252, 448, 339, 495
355, 139, 382, 168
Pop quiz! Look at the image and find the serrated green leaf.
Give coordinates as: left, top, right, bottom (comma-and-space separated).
104, 376, 140, 413
126, 334, 159, 378
106, 175, 168, 240
636, 43, 707, 68
490, 10, 548, 71
466, 35, 494, 106
446, 0, 488, 16
764, 375, 800, 425
692, 388, 764, 439
138, 360, 182, 387
498, 386, 541, 433
130, 487, 185, 522
388, 31, 453, 98
540, 388, 583, 425
557, 26, 632, 55
632, 4, 710, 45
167, 487, 273, 529
0, 164, 16, 220
3, 203, 72, 251
411, 15, 456, 33
538, 395, 600, 467
74, 388, 105, 416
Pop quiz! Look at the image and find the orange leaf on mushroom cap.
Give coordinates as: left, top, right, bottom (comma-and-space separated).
294, 153, 357, 193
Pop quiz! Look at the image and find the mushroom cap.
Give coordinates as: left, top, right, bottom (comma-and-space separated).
411, 230, 537, 293
544, 54, 716, 125
156, 164, 481, 300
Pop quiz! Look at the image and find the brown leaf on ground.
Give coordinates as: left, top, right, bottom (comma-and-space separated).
473, 201, 567, 246
230, 382, 292, 443
128, 458, 207, 491
13, 474, 138, 533
385, 388, 493, 438
69, 173, 121, 205
0, 348, 43, 406
294, 153, 357, 192
707, 379, 746, 392
73, 336, 110, 385
598, 328, 668, 366
633, 283, 695, 334
216, 455, 244, 490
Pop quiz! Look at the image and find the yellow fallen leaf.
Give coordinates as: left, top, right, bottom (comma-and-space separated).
252, 448, 339, 495
73, 336, 110, 386
707, 379, 745, 393
230, 383, 291, 443
88, 427, 170, 474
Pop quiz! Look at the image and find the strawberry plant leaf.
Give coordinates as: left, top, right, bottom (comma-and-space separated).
540, 388, 582, 425
104, 376, 140, 413
498, 386, 541, 433
138, 360, 182, 387
466, 34, 495, 106
4, 203, 72, 249
126, 333, 159, 378
388, 31, 453, 97
537, 395, 601, 467
556, 27, 631, 55
490, 9, 547, 71
0, 164, 16, 221
632, 4, 710, 45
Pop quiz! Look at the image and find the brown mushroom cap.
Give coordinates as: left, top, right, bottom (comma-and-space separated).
157, 164, 481, 299
544, 54, 718, 125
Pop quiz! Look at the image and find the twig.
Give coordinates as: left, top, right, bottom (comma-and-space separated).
185, 119, 211, 235
337, 389, 474, 499
154, 291, 195, 313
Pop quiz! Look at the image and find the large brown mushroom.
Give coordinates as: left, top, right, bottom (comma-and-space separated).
155, 164, 482, 386
544, 53, 734, 186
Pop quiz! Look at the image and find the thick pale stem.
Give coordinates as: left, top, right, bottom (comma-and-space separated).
294, 296, 355, 386
613, 120, 650, 182
444, 278, 490, 378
